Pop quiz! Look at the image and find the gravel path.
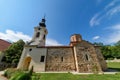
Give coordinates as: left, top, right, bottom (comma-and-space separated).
0, 71, 8, 80
0, 76, 8, 80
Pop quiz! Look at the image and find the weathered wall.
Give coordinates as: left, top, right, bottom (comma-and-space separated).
95, 47, 107, 71
74, 41, 103, 72
45, 47, 76, 72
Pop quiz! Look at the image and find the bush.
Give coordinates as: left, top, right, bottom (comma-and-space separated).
4, 67, 38, 80
9, 72, 23, 80
32, 74, 40, 80
4, 68, 22, 78
10, 73, 31, 80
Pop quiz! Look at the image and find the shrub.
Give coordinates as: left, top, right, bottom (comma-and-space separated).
32, 74, 40, 80
10, 73, 31, 80
4, 68, 22, 78
9, 72, 23, 80
4, 66, 37, 80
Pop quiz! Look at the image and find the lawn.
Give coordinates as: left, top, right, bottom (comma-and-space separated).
32, 62, 120, 80
36, 73, 120, 80
107, 62, 120, 71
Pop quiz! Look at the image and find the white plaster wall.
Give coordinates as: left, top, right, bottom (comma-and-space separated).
17, 46, 47, 72
28, 47, 47, 72
17, 47, 28, 69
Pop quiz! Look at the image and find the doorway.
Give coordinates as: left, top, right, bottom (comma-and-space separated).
23, 57, 31, 70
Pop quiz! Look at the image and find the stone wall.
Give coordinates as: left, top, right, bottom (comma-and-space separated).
45, 47, 76, 72
95, 47, 107, 71
74, 41, 103, 72
0, 62, 16, 71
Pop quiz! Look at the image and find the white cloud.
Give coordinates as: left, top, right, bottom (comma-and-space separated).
103, 24, 120, 44
106, 6, 120, 16
105, 32, 120, 44
110, 24, 120, 30
93, 36, 100, 40
90, 13, 100, 26
0, 29, 62, 46
105, 0, 119, 10
90, 12, 104, 27
90, 0, 120, 27
46, 39, 62, 46
0, 29, 31, 42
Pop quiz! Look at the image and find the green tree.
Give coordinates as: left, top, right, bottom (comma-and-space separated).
113, 40, 120, 59
101, 45, 113, 60
115, 40, 120, 46
94, 41, 120, 60
2, 39, 25, 65
93, 42, 104, 46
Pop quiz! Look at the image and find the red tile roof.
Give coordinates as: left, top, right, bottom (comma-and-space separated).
0, 39, 11, 51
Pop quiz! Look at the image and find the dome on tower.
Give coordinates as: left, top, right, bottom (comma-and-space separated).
39, 18, 46, 27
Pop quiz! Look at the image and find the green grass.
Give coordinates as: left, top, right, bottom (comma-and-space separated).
31, 62, 120, 80
107, 62, 120, 71
34, 73, 120, 80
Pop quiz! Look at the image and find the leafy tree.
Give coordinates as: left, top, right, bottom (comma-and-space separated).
101, 45, 113, 60
94, 41, 120, 60
2, 39, 25, 65
93, 42, 104, 46
115, 40, 120, 46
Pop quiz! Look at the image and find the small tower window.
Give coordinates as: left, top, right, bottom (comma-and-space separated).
29, 48, 32, 51
40, 56, 45, 62
38, 28, 41, 30
43, 35, 45, 40
61, 57, 63, 62
36, 32, 40, 37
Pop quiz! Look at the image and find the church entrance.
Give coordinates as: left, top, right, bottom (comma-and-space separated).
23, 57, 31, 70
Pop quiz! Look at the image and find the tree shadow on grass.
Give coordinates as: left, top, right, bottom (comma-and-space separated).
106, 68, 120, 72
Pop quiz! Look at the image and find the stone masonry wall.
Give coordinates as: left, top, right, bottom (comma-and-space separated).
95, 47, 107, 71
45, 47, 76, 72
75, 41, 103, 73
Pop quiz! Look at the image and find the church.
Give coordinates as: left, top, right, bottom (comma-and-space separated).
17, 18, 107, 73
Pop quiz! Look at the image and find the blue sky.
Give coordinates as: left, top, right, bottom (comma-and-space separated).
0, 0, 120, 45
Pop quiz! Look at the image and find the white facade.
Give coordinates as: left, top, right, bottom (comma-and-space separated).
17, 46, 47, 72
17, 18, 48, 72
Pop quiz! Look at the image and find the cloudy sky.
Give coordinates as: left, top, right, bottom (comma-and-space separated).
0, 0, 120, 45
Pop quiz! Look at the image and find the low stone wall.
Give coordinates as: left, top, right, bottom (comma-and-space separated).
0, 63, 16, 71
106, 59, 120, 62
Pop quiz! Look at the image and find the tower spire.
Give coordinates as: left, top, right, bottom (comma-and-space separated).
43, 14, 46, 19
28, 17, 48, 46
39, 15, 46, 27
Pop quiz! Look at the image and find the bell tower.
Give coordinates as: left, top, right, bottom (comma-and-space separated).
70, 34, 82, 46
29, 18, 48, 46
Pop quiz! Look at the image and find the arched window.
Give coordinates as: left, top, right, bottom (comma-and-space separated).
36, 32, 40, 37
38, 28, 41, 30
61, 57, 63, 62
85, 54, 89, 61
43, 35, 45, 40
